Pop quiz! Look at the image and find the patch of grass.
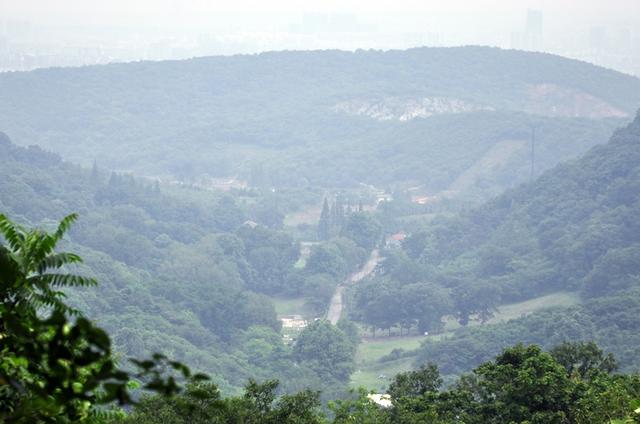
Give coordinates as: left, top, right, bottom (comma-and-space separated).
284, 206, 321, 227
489, 292, 580, 324
489, 291, 580, 322
351, 357, 414, 392
267, 296, 308, 317
350, 335, 438, 391
444, 291, 581, 331
349, 292, 581, 390
356, 336, 426, 365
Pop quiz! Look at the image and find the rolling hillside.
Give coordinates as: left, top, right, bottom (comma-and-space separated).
0, 47, 637, 198
0, 132, 337, 395
400, 110, 640, 377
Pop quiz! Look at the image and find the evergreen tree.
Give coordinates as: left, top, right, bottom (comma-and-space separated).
318, 198, 331, 240
90, 159, 101, 185
108, 171, 120, 186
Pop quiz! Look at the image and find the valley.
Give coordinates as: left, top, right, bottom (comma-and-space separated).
2, 42, 640, 423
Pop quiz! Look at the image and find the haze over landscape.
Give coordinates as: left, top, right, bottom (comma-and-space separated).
2, 1, 640, 423
2, 0, 640, 76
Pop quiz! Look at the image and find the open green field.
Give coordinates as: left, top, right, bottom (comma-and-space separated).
267, 296, 308, 317
350, 291, 581, 390
266, 296, 311, 342
284, 206, 322, 227
351, 335, 429, 391
488, 291, 580, 322
351, 357, 415, 392
356, 336, 427, 364
443, 291, 581, 331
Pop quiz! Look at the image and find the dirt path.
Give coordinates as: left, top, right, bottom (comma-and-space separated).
327, 249, 380, 325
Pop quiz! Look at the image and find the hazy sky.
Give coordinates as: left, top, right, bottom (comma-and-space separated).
1, 0, 639, 74
3, 0, 638, 30
2, 0, 638, 16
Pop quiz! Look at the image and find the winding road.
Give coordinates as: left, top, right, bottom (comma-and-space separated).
327, 249, 381, 325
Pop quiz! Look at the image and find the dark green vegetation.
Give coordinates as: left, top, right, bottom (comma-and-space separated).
0, 133, 361, 397
0, 213, 210, 422
3, 222, 638, 423
1, 47, 637, 200
116, 343, 640, 423
3, 46, 640, 422
350, 110, 640, 383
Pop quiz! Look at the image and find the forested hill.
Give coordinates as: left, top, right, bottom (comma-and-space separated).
0, 132, 360, 397
394, 111, 640, 375
0, 46, 637, 191
411, 109, 640, 299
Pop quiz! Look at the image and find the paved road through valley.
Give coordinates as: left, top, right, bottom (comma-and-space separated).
327, 249, 380, 325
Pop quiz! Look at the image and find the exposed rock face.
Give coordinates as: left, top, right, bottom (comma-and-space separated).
332, 97, 494, 121
333, 85, 629, 122
527, 83, 629, 118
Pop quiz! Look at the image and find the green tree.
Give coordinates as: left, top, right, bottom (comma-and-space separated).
550, 341, 617, 379
329, 388, 389, 424
306, 243, 347, 278
116, 383, 224, 424
0, 214, 206, 422
453, 282, 500, 326
318, 198, 331, 241
340, 212, 382, 250
120, 380, 324, 424
467, 344, 575, 423
293, 320, 355, 382
387, 364, 442, 399
400, 283, 452, 334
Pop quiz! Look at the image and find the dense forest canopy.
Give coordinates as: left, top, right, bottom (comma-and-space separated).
2, 212, 639, 422
351, 110, 640, 382
0, 47, 637, 199
0, 132, 363, 398
2, 43, 640, 423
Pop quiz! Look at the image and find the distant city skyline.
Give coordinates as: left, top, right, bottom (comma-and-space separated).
0, 0, 638, 76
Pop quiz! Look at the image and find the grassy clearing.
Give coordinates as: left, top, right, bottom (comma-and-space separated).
284, 206, 321, 227
350, 335, 433, 391
351, 357, 414, 391
267, 296, 308, 317
444, 291, 581, 331
356, 336, 427, 364
267, 296, 310, 343
350, 291, 581, 390
489, 291, 580, 323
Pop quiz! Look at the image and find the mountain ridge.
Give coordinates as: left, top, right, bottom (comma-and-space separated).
0, 46, 637, 194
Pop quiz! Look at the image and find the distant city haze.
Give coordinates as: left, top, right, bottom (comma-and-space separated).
1, 0, 639, 75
